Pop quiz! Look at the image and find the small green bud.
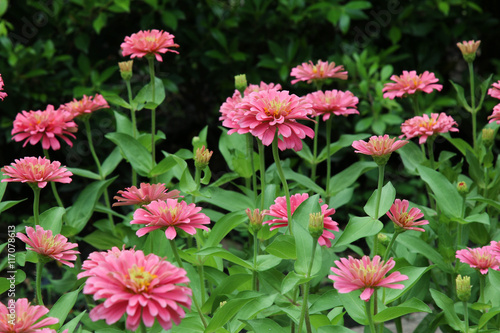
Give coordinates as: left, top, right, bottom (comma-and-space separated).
457, 181, 468, 196
456, 275, 472, 302
194, 146, 213, 170
377, 233, 390, 246
308, 212, 324, 239
457, 40, 480, 63
482, 128, 495, 148
234, 74, 247, 95
118, 60, 133, 81
246, 208, 267, 233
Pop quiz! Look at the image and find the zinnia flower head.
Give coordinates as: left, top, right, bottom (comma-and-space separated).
0, 73, 7, 101
236, 89, 315, 151
490, 241, 500, 260
328, 255, 409, 301
400, 112, 459, 144
244, 82, 282, 95
382, 70, 443, 99
291, 60, 348, 85
488, 104, 500, 124
264, 193, 339, 247
305, 89, 359, 120
0, 298, 61, 333
457, 40, 480, 62
488, 81, 500, 100
456, 246, 500, 274
121, 29, 179, 62
352, 134, 408, 166
131, 199, 210, 240
11, 105, 77, 150
387, 199, 429, 232
219, 90, 244, 133
59, 94, 110, 118
78, 248, 192, 331
17, 225, 79, 267
1, 156, 72, 189
113, 183, 181, 207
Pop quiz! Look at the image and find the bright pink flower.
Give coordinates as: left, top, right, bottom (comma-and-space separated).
60, 94, 109, 118
131, 199, 210, 240
456, 246, 500, 274
387, 199, 429, 232
78, 248, 192, 331
487, 80, 500, 99
1, 156, 72, 189
0, 298, 61, 333
328, 255, 408, 301
121, 29, 179, 62
244, 82, 282, 95
0, 74, 7, 101
352, 134, 408, 156
305, 90, 359, 120
291, 60, 348, 84
264, 193, 339, 247
113, 183, 181, 207
382, 70, 443, 99
400, 112, 459, 144
488, 104, 500, 124
219, 90, 244, 133
17, 226, 79, 267
236, 89, 314, 151
490, 241, 500, 260
11, 105, 77, 150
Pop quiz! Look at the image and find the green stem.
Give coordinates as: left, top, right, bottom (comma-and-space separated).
310, 117, 319, 181
125, 79, 138, 186
412, 94, 420, 115
395, 316, 403, 333
198, 262, 206, 304
372, 164, 385, 257
463, 301, 469, 333
483, 165, 489, 198
252, 232, 259, 291
247, 134, 258, 199
383, 230, 401, 262
43, 149, 64, 208
36, 261, 44, 305
468, 62, 477, 151
298, 239, 318, 333
272, 133, 292, 234
258, 140, 266, 210
365, 298, 377, 333
325, 117, 332, 203
479, 274, 485, 304
147, 56, 157, 173
427, 138, 435, 170
193, 167, 202, 204
139, 320, 147, 333
32, 186, 41, 225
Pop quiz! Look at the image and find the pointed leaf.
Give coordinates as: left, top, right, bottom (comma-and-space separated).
39, 207, 66, 234
242, 318, 287, 333
449, 80, 471, 112
106, 132, 152, 176
47, 286, 83, 328
101, 147, 123, 177
396, 233, 452, 273
374, 298, 431, 323
265, 235, 296, 260
333, 216, 383, 247
430, 289, 464, 331
476, 74, 493, 111
134, 77, 165, 105
196, 247, 252, 270
204, 211, 247, 248
317, 133, 371, 162
0, 199, 27, 215
364, 181, 396, 219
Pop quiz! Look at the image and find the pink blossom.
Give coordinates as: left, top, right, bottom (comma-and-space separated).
219, 90, 244, 133
387, 199, 429, 232
0, 73, 7, 101
456, 246, 500, 274
456, 40, 480, 57
487, 80, 500, 99
382, 70, 443, 99
131, 199, 210, 240
400, 112, 459, 144
78, 248, 192, 331
291, 60, 348, 84
328, 255, 408, 301
490, 241, 500, 260
11, 105, 77, 150
488, 104, 500, 124
121, 29, 179, 62
1, 156, 72, 189
17, 226, 79, 267
305, 90, 359, 120
264, 193, 339, 247
244, 82, 282, 95
0, 298, 61, 332
59, 94, 110, 118
352, 134, 408, 156
113, 183, 181, 207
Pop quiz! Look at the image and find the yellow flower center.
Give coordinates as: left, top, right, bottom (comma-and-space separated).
263, 99, 291, 118
160, 205, 180, 221
127, 265, 157, 293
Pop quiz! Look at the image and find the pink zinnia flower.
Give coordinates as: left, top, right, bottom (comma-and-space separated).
0, 73, 7, 101
17, 226, 79, 267
1, 156, 72, 189
488, 104, 500, 124
290, 60, 348, 84
352, 134, 408, 157
487, 80, 500, 99
11, 105, 77, 150
78, 248, 192, 331
382, 70, 443, 99
0, 298, 62, 333
236, 89, 314, 151
264, 193, 339, 247
456, 246, 500, 274
219, 90, 244, 133
387, 199, 429, 232
328, 255, 409, 301
131, 199, 210, 239
244, 81, 282, 95
121, 29, 179, 62
305, 90, 359, 120
400, 112, 459, 144
490, 241, 500, 260
59, 94, 110, 118
113, 183, 181, 207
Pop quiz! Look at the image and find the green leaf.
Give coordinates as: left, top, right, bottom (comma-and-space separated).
397, 141, 425, 174
204, 211, 247, 248
317, 326, 357, 333
476, 73, 493, 111
317, 133, 371, 162
66, 167, 101, 180
92, 12, 107, 34
197, 187, 254, 212
201, 274, 252, 312
106, 132, 152, 176
48, 286, 83, 328
452, 212, 490, 225
384, 265, 434, 303
102, 93, 130, 109
430, 289, 464, 331
59, 311, 86, 333
283, 167, 325, 196
0, 0, 8, 17
101, 147, 123, 177
114, 110, 133, 134
449, 80, 471, 112
294, 142, 314, 163
113, 0, 130, 12
333, 216, 383, 247
0, 199, 26, 215
265, 235, 296, 259
478, 307, 500, 329
337, 290, 368, 325
374, 298, 431, 323
441, 132, 473, 156
397, 233, 452, 273
329, 161, 377, 196
83, 230, 124, 250
134, 77, 165, 106
339, 14, 350, 34
39, 207, 66, 234
229, 294, 277, 332
363, 181, 396, 219
282, 271, 313, 294
0, 270, 27, 294
465, 149, 484, 187
256, 255, 282, 271
196, 247, 252, 270
242, 318, 287, 333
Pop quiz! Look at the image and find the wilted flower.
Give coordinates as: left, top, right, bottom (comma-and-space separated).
387, 199, 429, 232
113, 183, 181, 207
456, 275, 472, 302
60, 94, 110, 118
121, 29, 179, 62
305, 90, 359, 120
11, 105, 77, 150
17, 226, 79, 267
456, 40, 480, 62
328, 255, 408, 301
1, 156, 72, 189
382, 70, 443, 99
488, 81, 500, 100
0, 298, 62, 333
0, 74, 7, 101
194, 146, 213, 169
352, 134, 408, 166
456, 246, 500, 274
291, 60, 348, 84
400, 112, 459, 144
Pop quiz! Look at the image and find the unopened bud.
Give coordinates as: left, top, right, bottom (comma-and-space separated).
378, 233, 390, 246
194, 146, 213, 170
457, 40, 480, 63
118, 60, 133, 81
246, 208, 267, 233
456, 275, 472, 302
234, 74, 247, 95
308, 212, 324, 239
457, 181, 468, 196
482, 128, 495, 148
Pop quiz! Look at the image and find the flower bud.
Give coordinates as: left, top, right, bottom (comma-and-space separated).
194, 146, 213, 170
118, 60, 133, 81
456, 275, 472, 302
234, 74, 247, 95
457, 40, 480, 63
482, 128, 495, 148
377, 233, 390, 246
308, 212, 324, 239
457, 181, 468, 196
246, 208, 267, 233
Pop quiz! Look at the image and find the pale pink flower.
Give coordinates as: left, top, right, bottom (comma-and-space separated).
121, 29, 179, 62
131, 199, 210, 239
352, 134, 408, 156
0, 298, 61, 333
456, 246, 500, 274
490, 241, 500, 260
78, 248, 192, 331
291, 60, 348, 84
78, 246, 136, 278
487, 80, 500, 99
305, 90, 359, 120
244, 82, 282, 95
457, 40, 480, 57
328, 255, 409, 301
1, 156, 72, 189
264, 193, 339, 247
59, 94, 110, 118
11, 105, 77, 150
387, 199, 429, 232
382, 70, 443, 99
219, 90, 244, 133
0, 73, 7, 101
488, 104, 500, 124
236, 89, 314, 151
16, 226, 79, 267
400, 112, 459, 144
113, 183, 181, 207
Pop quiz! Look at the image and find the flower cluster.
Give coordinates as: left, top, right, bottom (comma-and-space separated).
400, 112, 459, 144
382, 70, 442, 99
